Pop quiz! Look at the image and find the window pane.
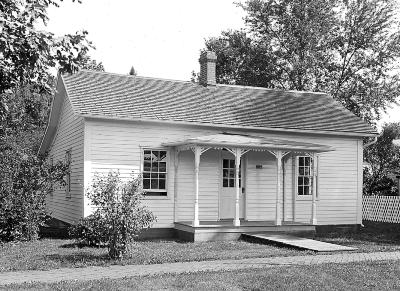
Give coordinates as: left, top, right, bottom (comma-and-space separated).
143, 179, 150, 189
229, 179, 234, 187
159, 151, 167, 162
159, 173, 166, 179
304, 185, 310, 195
223, 179, 228, 187
298, 186, 304, 195
151, 173, 157, 179
304, 167, 310, 176
223, 159, 229, 168
298, 177, 304, 186
144, 161, 151, 172
299, 157, 304, 166
151, 179, 158, 189
223, 169, 229, 178
299, 167, 304, 176
159, 162, 166, 172
152, 162, 159, 171
304, 177, 310, 186
159, 179, 166, 189
229, 170, 234, 178
143, 172, 150, 179
229, 160, 235, 168
305, 157, 310, 166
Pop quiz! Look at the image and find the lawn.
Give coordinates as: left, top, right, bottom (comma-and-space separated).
1, 221, 399, 273
4, 260, 400, 290
315, 221, 400, 252
0, 239, 311, 273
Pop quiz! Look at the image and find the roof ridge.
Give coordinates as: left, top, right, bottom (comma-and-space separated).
76, 69, 194, 85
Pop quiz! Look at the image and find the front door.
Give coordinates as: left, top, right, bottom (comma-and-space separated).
219, 152, 245, 219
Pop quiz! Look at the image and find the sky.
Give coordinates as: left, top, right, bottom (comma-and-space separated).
45, 0, 399, 128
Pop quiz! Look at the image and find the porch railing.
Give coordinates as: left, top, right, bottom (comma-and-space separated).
363, 195, 400, 223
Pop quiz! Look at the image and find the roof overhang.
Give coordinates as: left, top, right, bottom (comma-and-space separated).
162, 133, 334, 153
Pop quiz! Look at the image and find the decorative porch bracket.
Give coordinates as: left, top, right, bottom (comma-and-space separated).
267, 150, 290, 226
190, 146, 211, 227
226, 148, 250, 227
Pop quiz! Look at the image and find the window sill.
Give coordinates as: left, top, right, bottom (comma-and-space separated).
143, 195, 170, 200
296, 195, 319, 201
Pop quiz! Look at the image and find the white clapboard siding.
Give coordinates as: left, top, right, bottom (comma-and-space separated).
363, 196, 400, 223
84, 119, 363, 227
46, 86, 84, 224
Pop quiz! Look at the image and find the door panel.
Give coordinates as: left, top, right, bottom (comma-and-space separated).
219, 151, 245, 219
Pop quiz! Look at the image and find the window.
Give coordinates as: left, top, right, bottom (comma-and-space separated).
65, 150, 71, 198
143, 149, 167, 196
222, 159, 241, 188
297, 156, 313, 196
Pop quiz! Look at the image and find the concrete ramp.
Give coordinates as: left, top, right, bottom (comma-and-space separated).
243, 233, 357, 252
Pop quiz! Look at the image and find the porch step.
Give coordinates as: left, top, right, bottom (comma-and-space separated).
242, 233, 357, 252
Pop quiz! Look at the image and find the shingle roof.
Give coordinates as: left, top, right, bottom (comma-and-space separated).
62, 70, 377, 135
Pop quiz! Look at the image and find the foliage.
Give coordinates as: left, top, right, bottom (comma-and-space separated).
0, 0, 95, 120
129, 66, 137, 76
364, 122, 400, 195
0, 140, 68, 242
73, 171, 156, 259
203, 0, 400, 123
68, 215, 107, 247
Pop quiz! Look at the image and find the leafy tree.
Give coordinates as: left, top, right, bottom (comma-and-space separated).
0, 0, 94, 120
364, 122, 400, 196
70, 172, 156, 259
202, 0, 400, 123
0, 141, 68, 241
129, 66, 137, 76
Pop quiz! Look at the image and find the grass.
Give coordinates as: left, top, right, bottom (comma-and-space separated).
1, 221, 400, 273
3, 260, 400, 290
315, 221, 400, 252
0, 239, 311, 273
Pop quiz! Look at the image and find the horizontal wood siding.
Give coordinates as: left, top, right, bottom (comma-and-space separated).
46, 85, 84, 224
85, 119, 362, 227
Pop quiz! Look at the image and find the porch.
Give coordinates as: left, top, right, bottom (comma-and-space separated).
163, 133, 334, 241
174, 220, 315, 242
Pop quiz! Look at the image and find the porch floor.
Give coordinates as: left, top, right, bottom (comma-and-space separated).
176, 220, 308, 228
174, 220, 315, 242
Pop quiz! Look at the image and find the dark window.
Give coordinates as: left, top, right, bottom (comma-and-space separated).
298, 156, 313, 195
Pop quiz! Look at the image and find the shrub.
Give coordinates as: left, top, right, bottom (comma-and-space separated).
0, 143, 68, 242
68, 214, 107, 246
72, 171, 156, 259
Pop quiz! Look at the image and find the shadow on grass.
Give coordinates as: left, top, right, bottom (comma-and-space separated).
316, 221, 400, 246
44, 252, 110, 264
59, 242, 108, 249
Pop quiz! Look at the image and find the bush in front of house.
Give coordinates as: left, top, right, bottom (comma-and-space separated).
71, 171, 156, 259
0, 143, 68, 242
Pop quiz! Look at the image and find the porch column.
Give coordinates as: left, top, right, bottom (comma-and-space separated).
275, 150, 283, 226
234, 150, 241, 227
311, 153, 317, 225
173, 149, 179, 222
193, 146, 201, 227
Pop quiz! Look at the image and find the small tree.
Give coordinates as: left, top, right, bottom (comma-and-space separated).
129, 66, 137, 76
83, 171, 156, 259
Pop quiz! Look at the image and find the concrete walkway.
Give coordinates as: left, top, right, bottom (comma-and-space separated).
1, 251, 400, 286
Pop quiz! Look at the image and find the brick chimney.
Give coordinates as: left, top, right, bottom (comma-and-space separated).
199, 51, 217, 86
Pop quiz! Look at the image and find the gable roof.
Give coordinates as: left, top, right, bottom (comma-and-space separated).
62, 70, 377, 136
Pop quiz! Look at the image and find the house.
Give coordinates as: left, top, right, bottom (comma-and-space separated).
39, 51, 377, 241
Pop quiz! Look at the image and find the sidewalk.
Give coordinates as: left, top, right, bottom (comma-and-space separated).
1, 251, 400, 286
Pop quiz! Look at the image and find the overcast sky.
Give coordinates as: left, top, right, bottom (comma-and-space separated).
45, 0, 399, 127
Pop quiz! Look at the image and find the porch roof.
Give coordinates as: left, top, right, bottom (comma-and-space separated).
162, 133, 334, 153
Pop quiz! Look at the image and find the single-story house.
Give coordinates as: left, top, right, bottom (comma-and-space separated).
39, 51, 377, 241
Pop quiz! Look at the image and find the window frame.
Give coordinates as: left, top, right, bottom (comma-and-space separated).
295, 155, 318, 200
65, 150, 72, 198
222, 158, 241, 188
141, 148, 168, 198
